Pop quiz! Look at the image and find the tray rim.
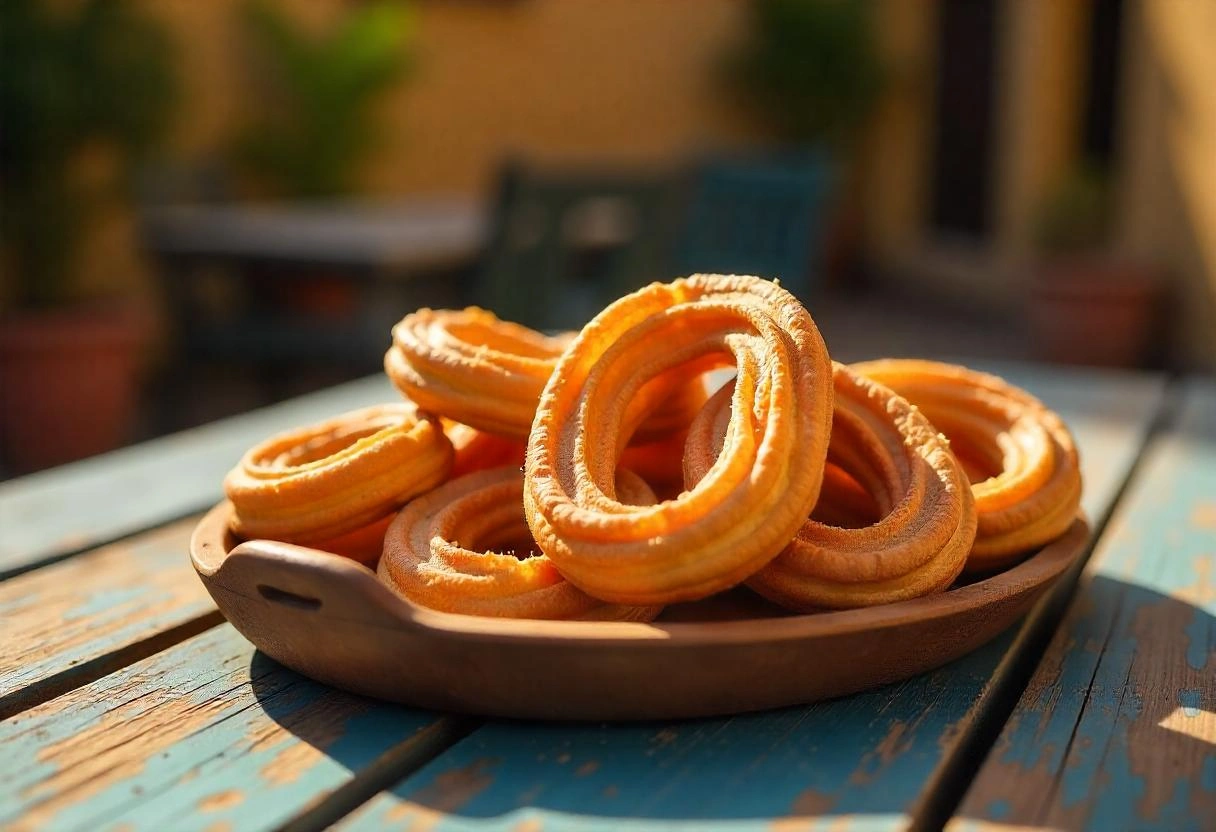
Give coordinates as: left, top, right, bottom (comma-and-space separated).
191, 500, 1089, 647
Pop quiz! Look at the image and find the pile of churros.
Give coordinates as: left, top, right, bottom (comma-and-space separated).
223, 274, 1081, 619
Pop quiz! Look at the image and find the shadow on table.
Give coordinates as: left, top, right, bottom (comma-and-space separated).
246, 574, 1214, 831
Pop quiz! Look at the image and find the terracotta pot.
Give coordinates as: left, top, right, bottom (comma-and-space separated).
1028, 255, 1161, 368
282, 275, 360, 320
0, 303, 151, 474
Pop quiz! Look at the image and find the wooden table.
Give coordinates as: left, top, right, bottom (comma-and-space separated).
141, 197, 488, 423
2, 363, 1212, 832
142, 197, 486, 274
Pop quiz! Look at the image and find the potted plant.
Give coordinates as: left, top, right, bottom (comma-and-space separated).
1027, 165, 1161, 367
234, 0, 415, 201
0, 0, 177, 473
232, 0, 415, 318
723, 0, 884, 288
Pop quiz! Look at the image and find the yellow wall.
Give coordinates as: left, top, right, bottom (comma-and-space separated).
51, 0, 762, 307
862, 0, 1089, 308
1119, 0, 1216, 368
31, 0, 1216, 368
860, 0, 937, 257
860, 0, 1215, 368
156, 0, 763, 196
993, 0, 1088, 260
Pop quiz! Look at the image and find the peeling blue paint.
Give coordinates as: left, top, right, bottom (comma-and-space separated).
960, 382, 1216, 831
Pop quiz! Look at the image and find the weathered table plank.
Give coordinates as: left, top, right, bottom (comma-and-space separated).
0, 374, 398, 578
951, 381, 1216, 832
0, 518, 218, 719
335, 652, 1015, 832
338, 369, 1168, 832
0, 624, 460, 832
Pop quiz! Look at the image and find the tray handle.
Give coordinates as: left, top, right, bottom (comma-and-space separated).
214, 538, 420, 631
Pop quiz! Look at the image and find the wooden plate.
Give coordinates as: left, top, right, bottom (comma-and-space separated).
190, 502, 1087, 721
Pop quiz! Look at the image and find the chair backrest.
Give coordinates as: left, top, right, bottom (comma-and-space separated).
477, 161, 685, 331
135, 156, 234, 208
677, 153, 835, 301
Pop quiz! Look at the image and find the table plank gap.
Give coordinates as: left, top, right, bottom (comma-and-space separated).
335, 367, 1167, 832
910, 378, 1183, 831
0, 610, 224, 722
949, 379, 1216, 832
277, 717, 481, 832
0, 518, 223, 719
1, 624, 462, 832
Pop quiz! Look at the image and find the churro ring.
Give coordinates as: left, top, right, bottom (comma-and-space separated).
853, 359, 1082, 572
308, 514, 396, 566
443, 419, 527, 478
385, 307, 706, 440
686, 364, 976, 610
224, 403, 452, 545
811, 463, 882, 529
617, 429, 690, 499
525, 274, 833, 605
378, 466, 661, 621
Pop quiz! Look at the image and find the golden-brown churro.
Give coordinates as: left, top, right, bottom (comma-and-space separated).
853, 359, 1081, 571
385, 307, 705, 440
378, 466, 661, 620
310, 514, 395, 565
224, 403, 452, 546
686, 364, 976, 609
443, 419, 527, 478
617, 429, 691, 499
525, 274, 833, 605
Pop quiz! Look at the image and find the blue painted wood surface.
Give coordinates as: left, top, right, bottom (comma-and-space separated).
0, 519, 217, 717
951, 380, 1216, 832
0, 363, 1179, 831
0, 624, 448, 832
337, 369, 1168, 832
0, 374, 397, 578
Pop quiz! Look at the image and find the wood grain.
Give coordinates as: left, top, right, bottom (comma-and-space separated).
337, 368, 1168, 831
0, 518, 219, 719
0, 624, 456, 832
0, 375, 397, 579
0, 362, 1173, 831
950, 380, 1216, 832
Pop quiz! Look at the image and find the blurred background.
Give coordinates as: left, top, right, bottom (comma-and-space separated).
2, 0, 1214, 476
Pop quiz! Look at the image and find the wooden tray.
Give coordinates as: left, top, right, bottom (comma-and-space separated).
190, 502, 1088, 721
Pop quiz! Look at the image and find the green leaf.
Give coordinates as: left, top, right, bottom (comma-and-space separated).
233, 0, 415, 199
0, 0, 178, 305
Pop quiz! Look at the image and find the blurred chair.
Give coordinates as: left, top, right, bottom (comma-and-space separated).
477, 160, 685, 331
676, 152, 835, 301
135, 157, 234, 207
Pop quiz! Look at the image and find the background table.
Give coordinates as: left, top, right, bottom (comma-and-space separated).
141, 197, 488, 429
142, 198, 487, 273
1, 363, 1212, 832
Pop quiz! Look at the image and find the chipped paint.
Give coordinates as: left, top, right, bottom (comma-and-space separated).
953, 382, 1216, 832
257, 693, 363, 786
0, 625, 441, 832
1190, 502, 1216, 529
197, 791, 243, 812
0, 518, 215, 707
3, 370, 1179, 832
788, 786, 835, 817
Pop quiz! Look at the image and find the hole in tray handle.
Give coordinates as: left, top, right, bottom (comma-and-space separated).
257, 584, 322, 610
